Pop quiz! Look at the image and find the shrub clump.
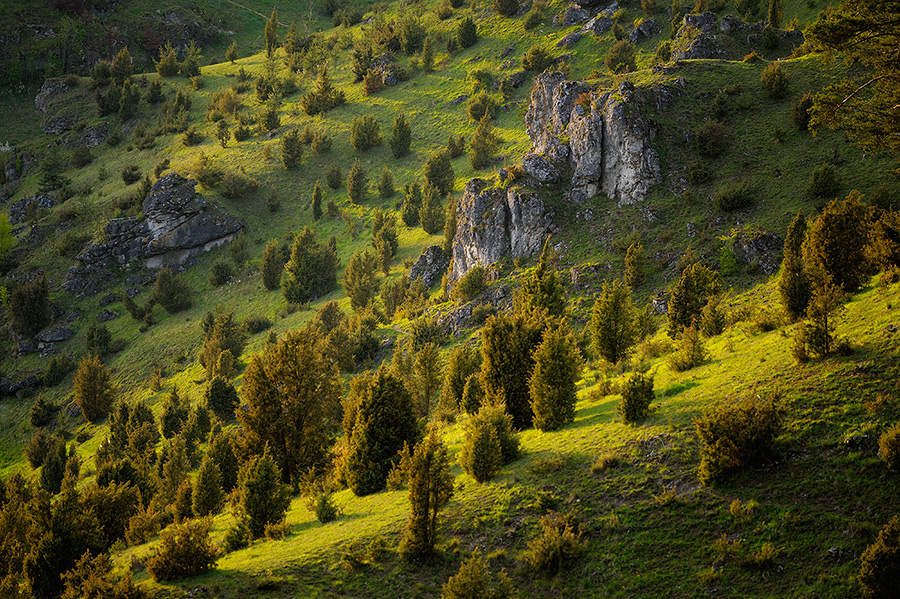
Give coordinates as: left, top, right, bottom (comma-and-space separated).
805, 163, 841, 200
695, 120, 730, 157
150, 267, 193, 313
878, 423, 900, 471
523, 513, 587, 575
441, 552, 516, 599
146, 519, 220, 582
694, 394, 784, 484
522, 45, 553, 72
605, 40, 636, 74
618, 373, 654, 424
713, 181, 753, 211
760, 61, 788, 99
859, 516, 900, 599
458, 402, 519, 482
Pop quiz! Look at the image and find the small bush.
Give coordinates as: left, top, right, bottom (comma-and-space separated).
326, 165, 342, 189
146, 519, 219, 581
26, 429, 58, 468
792, 91, 814, 131
244, 316, 272, 334
695, 120, 730, 157
466, 91, 500, 122
618, 373, 654, 424
350, 115, 382, 151
694, 394, 784, 484
306, 490, 340, 523
150, 267, 193, 313
668, 326, 708, 371
805, 163, 840, 199
878, 424, 900, 471
591, 451, 622, 472
523, 2, 544, 30
43, 353, 76, 387
452, 265, 487, 301
442, 552, 516, 599
687, 161, 713, 185
713, 181, 753, 211
121, 165, 141, 185
209, 257, 234, 286
459, 410, 502, 482
605, 40, 636, 74
859, 516, 900, 598
223, 520, 250, 552
760, 62, 788, 99
182, 126, 202, 146
524, 513, 587, 575
523, 45, 553, 72
220, 169, 260, 199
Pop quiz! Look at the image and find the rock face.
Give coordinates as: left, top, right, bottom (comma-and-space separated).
628, 18, 661, 44
76, 172, 243, 269
9, 193, 55, 225
730, 230, 783, 275
448, 179, 555, 284
526, 73, 662, 205
409, 245, 450, 288
671, 13, 725, 60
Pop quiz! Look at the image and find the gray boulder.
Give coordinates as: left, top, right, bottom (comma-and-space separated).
76, 172, 243, 270
557, 32, 582, 48
409, 245, 450, 288
522, 153, 562, 184
628, 19, 661, 44
562, 6, 591, 25
35, 327, 73, 343
9, 194, 55, 225
672, 12, 725, 60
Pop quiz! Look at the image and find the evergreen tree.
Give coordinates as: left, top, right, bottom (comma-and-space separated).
624, 241, 644, 288
590, 279, 637, 364
372, 209, 399, 274
457, 16, 478, 49
110, 47, 133, 85
179, 40, 202, 78
350, 115, 382, 151
238, 329, 341, 483
493, 0, 519, 17
206, 429, 239, 493
7, 274, 51, 337
156, 42, 179, 77
517, 237, 566, 317
470, 114, 499, 169
345, 367, 419, 495
193, 455, 224, 516
150, 267, 192, 313
342, 248, 381, 311
401, 431, 454, 560
160, 435, 189, 503
281, 127, 304, 168
39, 436, 67, 494
802, 274, 846, 357
205, 376, 238, 420
312, 180, 323, 220
235, 447, 291, 538
216, 119, 230, 148
159, 385, 189, 439
390, 113, 413, 158
39, 146, 70, 192
401, 180, 423, 226
441, 344, 480, 412
225, 41, 237, 63
458, 412, 501, 482
779, 211, 812, 320
265, 7, 279, 57
118, 80, 140, 120
261, 239, 284, 290
802, 191, 873, 293
480, 311, 547, 429
767, 0, 783, 28
347, 159, 368, 204
530, 323, 582, 432
73, 355, 115, 422
667, 261, 721, 338
283, 226, 339, 304
378, 167, 395, 198
421, 37, 434, 72
413, 343, 443, 418
299, 65, 346, 115
423, 149, 454, 196
199, 310, 246, 378
419, 183, 445, 234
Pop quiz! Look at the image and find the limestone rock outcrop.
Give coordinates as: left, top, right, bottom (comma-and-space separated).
409, 245, 450, 288
525, 72, 662, 205
75, 172, 243, 269
448, 179, 555, 285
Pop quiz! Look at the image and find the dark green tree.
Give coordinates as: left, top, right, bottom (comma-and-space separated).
667, 261, 721, 338
624, 241, 644, 287
204, 376, 238, 420
283, 226, 339, 304
779, 211, 811, 321
110, 47, 133, 85
350, 115, 382, 151
378, 167, 395, 199
517, 237, 566, 317
767, 0, 783, 28
802, 191, 873, 293
441, 344, 480, 411
470, 114, 499, 169
401, 431, 454, 560
39, 147, 70, 192
265, 7, 279, 57
159, 385, 188, 439
156, 42, 179, 77
73, 355, 115, 422
206, 429, 239, 493
605, 40, 636, 74
401, 181, 423, 226
118, 80, 140, 120
344, 367, 419, 496
235, 447, 291, 538
261, 239, 284, 290
390, 113, 412, 158
419, 183, 445, 234
238, 329, 341, 484
7, 274, 51, 337
312, 180, 323, 220
529, 324, 582, 432
347, 159, 367, 204
281, 127, 304, 168
590, 279, 637, 364
493, 0, 519, 17
423, 149, 454, 196
39, 436, 66, 494
150, 267, 192, 313
457, 16, 478, 48
342, 248, 380, 311
225, 41, 237, 63
192, 455, 224, 517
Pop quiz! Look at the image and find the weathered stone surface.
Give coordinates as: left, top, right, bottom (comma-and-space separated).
99, 293, 116, 307
448, 179, 555, 284
372, 52, 399, 86
17, 341, 37, 355
562, 6, 591, 25
730, 230, 783, 275
409, 245, 450, 288
63, 264, 116, 298
97, 309, 119, 322
81, 122, 109, 147
9, 193, 55, 225
35, 78, 68, 112
35, 327, 73, 343
527, 73, 661, 205
557, 32, 582, 48
672, 12, 725, 60
583, 15, 614, 35
522, 153, 562, 183
0, 375, 39, 397
76, 172, 243, 270
628, 18, 661, 44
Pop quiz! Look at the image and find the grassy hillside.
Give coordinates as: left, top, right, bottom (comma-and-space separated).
1, 0, 899, 596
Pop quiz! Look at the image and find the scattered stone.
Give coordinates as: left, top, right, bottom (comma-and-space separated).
445, 94, 469, 107
499, 46, 515, 59
63, 264, 116, 298
35, 327, 73, 343
126, 273, 155, 286
652, 295, 668, 314
730, 229, 783, 275
81, 122, 108, 147
583, 15, 613, 35
557, 32, 583, 48
0, 375, 39, 397
9, 193, 55, 225
99, 293, 116, 307
35, 77, 68, 112
380, 338, 395, 350
507, 70, 528, 88
125, 287, 141, 298
554, 52, 573, 66
39, 344, 58, 359
409, 245, 450, 288
42, 115, 78, 136
627, 18, 661, 44
97, 309, 120, 322
562, 6, 591, 26
672, 12, 725, 60
63, 308, 81, 323
17, 341, 37, 355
